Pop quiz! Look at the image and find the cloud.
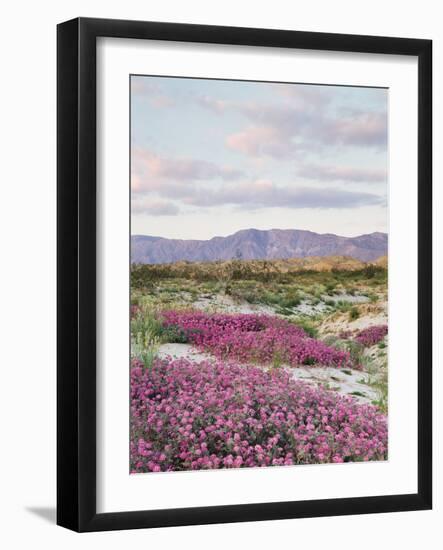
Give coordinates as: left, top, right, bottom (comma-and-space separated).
183, 180, 384, 210
133, 173, 384, 211
200, 92, 387, 158
296, 163, 387, 183
132, 149, 244, 193
197, 96, 233, 113
199, 84, 333, 115
131, 141, 385, 209
226, 126, 295, 158
230, 102, 313, 135
274, 84, 336, 108
131, 178, 185, 198
131, 198, 179, 216
225, 110, 387, 158
131, 78, 175, 108
319, 111, 387, 147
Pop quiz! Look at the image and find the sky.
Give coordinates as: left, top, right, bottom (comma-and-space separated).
131, 75, 388, 240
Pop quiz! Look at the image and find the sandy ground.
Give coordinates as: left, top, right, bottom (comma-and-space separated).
178, 291, 373, 318
319, 300, 388, 335
157, 343, 380, 405
321, 293, 370, 304
192, 294, 275, 315
158, 342, 215, 363
289, 366, 379, 403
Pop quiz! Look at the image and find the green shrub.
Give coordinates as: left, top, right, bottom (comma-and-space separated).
132, 330, 161, 370
280, 295, 301, 308
293, 318, 318, 338
161, 324, 189, 344
350, 391, 367, 398
131, 311, 164, 339
349, 307, 360, 321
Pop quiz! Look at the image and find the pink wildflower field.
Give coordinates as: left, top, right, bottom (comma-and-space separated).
130, 309, 388, 472
131, 357, 388, 473
355, 325, 388, 347
161, 310, 351, 368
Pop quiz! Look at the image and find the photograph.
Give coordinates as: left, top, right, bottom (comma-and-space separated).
0, 0, 436, 542
129, 75, 389, 474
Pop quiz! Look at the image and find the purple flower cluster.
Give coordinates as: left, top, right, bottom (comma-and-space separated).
131, 358, 388, 473
131, 304, 140, 319
162, 311, 350, 368
355, 325, 388, 347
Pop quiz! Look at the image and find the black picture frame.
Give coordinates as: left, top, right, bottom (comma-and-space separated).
57, 17, 432, 532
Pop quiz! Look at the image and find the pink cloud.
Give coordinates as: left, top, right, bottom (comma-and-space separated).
131, 173, 143, 193
201, 91, 386, 158
131, 78, 175, 108
131, 149, 244, 193
225, 109, 386, 159
226, 126, 294, 158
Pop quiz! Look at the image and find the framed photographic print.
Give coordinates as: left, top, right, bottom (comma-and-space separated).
57, 17, 432, 532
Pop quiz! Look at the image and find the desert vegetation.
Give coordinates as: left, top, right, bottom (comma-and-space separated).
130, 257, 388, 473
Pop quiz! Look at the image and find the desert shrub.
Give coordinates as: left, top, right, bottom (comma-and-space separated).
335, 300, 353, 312
131, 307, 164, 339
261, 292, 281, 306
341, 340, 365, 368
279, 294, 302, 308
350, 391, 367, 398
291, 318, 318, 338
131, 330, 161, 370
131, 262, 387, 287
323, 336, 365, 370
275, 307, 294, 316
370, 367, 388, 414
325, 282, 336, 294
161, 324, 189, 344
349, 307, 360, 321
363, 264, 378, 279
130, 358, 388, 472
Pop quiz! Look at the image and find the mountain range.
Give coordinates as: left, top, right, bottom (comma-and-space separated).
131, 228, 387, 264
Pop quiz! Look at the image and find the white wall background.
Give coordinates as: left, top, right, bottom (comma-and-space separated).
0, 1, 440, 547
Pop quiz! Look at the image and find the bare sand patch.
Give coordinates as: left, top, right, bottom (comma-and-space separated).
156, 343, 380, 405
157, 343, 215, 363
192, 293, 275, 315
319, 300, 388, 335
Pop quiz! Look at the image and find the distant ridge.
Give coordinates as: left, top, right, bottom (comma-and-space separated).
131, 228, 387, 264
